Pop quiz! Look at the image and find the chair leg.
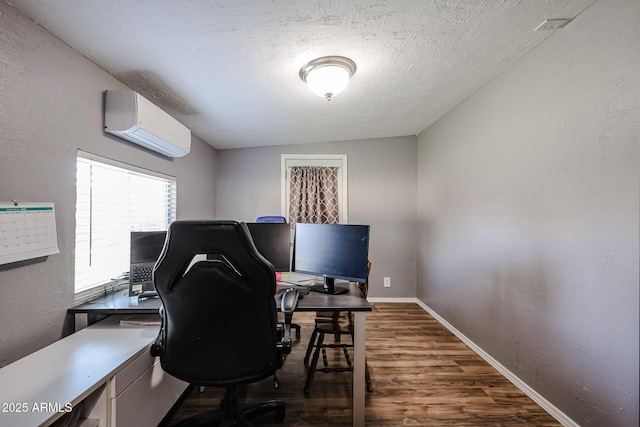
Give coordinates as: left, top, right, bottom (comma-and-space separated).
351, 329, 374, 393
365, 360, 373, 393
173, 385, 286, 427
304, 331, 374, 394
242, 400, 286, 423
174, 386, 242, 426
321, 345, 329, 368
350, 332, 373, 392
342, 344, 352, 369
292, 323, 301, 339
303, 327, 318, 367
222, 386, 242, 421
304, 331, 324, 394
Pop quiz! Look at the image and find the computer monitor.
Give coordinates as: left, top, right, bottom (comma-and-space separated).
293, 223, 370, 295
129, 230, 167, 297
246, 222, 291, 272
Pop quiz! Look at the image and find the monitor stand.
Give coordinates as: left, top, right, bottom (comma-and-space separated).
308, 277, 349, 295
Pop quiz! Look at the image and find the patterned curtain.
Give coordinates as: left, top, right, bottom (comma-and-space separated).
288, 166, 340, 224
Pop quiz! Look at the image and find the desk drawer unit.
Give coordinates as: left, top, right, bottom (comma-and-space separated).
110, 350, 188, 427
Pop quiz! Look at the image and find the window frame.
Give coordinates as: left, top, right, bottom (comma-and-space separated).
74, 150, 176, 302
281, 154, 348, 223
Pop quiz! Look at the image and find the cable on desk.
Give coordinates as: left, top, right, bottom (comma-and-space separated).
84, 273, 129, 304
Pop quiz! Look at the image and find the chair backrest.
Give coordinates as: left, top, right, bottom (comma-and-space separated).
153, 220, 278, 387
357, 260, 372, 298
256, 215, 287, 223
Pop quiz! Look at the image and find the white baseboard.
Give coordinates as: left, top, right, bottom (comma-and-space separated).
366, 297, 578, 427
368, 297, 416, 303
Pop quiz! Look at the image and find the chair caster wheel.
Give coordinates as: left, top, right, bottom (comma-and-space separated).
275, 407, 286, 422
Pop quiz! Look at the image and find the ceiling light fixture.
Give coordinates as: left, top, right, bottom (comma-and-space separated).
299, 56, 357, 101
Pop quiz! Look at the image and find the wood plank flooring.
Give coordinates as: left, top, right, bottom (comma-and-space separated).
165, 303, 561, 426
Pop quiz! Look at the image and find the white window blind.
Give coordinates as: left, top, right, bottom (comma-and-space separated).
74, 152, 176, 297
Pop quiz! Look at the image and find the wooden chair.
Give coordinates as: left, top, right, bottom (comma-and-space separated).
303, 261, 373, 394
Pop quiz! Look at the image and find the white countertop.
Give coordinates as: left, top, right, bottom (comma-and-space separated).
0, 320, 159, 426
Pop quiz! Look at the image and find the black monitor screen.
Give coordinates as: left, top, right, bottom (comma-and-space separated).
293, 223, 370, 294
130, 231, 167, 264
246, 222, 291, 272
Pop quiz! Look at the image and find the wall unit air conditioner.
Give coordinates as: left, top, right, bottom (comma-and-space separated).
104, 90, 191, 157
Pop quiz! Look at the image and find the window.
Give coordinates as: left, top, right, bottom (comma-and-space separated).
74, 151, 176, 299
281, 154, 347, 224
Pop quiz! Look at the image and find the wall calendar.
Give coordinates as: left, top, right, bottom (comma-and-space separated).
0, 202, 60, 266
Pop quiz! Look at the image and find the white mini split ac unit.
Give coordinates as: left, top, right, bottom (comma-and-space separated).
104, 90, 191, 157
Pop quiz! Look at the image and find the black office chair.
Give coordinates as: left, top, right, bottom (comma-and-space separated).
151, 220, 299, 426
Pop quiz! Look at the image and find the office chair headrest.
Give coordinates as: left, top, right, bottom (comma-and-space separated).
153, 220, 275, 294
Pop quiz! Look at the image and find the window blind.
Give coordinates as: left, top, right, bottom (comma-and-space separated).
74, 152, 176, 297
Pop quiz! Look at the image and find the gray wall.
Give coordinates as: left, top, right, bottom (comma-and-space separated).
416, 0, 639, 425
0, 2, 217, 366
215, 137, 418, 298
1, 0, 637, 424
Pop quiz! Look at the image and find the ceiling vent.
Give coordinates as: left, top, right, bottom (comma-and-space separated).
535, 19, 571, 31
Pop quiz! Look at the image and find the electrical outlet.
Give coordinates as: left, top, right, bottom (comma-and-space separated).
384, 277, 391, 288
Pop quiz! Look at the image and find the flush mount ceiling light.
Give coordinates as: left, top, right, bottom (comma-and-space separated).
299, 56, 357, 101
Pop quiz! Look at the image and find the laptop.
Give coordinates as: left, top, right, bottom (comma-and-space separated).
129, 231, 167, 297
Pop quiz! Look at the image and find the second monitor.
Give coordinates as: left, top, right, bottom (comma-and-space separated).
246, 222, 291, 272
293, 223, 370, 295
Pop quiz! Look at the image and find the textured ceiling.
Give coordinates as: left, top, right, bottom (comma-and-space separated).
8, 0, 596, 150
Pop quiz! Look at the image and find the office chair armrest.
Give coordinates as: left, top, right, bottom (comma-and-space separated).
280, 288, 299, 343
150, 305, 165, 357
150, 331, 163, 357
276, 289, 300, 366
280, 288, 299, 313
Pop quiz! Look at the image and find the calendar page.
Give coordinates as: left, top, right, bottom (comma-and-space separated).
0, 202, 60, 265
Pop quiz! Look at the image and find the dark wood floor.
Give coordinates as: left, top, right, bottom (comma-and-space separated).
165, 302, 561, 426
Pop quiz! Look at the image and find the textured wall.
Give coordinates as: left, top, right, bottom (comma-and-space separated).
416, 0, 639, 425
0, 2, 217, 365
215, 137, 418, 298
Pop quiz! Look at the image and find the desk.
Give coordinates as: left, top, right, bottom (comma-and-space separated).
69, 282, 372, 426
0, 318, 186, 427
68, 290, 162, 332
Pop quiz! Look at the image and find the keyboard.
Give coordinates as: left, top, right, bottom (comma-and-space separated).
131, 263, 154, 283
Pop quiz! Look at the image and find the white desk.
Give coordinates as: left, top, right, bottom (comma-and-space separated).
0, 318, 187, 426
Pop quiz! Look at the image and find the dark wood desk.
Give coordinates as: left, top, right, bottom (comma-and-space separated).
287, 282, 372, 313
69, 282, 371, 317
68, 290, 162, 331
68, 282, 371, 426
